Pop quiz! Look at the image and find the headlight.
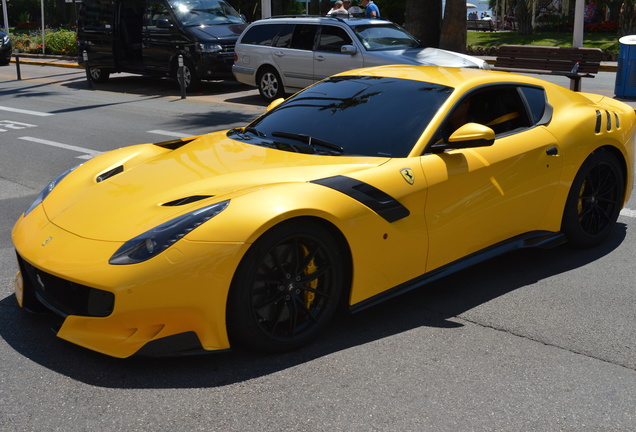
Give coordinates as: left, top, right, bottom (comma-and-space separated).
2, 35, 8, 45
24, 165, 80, 217
109, 200, 230, 265
198, 43, 223, 53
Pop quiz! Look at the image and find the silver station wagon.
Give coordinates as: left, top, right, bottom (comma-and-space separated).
232, 16, 490, 101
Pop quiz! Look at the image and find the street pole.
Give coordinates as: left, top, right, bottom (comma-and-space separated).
41, 0, 46, 55
573, 0, 584, 48
2, 0, 9, 34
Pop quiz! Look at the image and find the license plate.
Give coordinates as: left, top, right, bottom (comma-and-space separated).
14, 271, 24, 308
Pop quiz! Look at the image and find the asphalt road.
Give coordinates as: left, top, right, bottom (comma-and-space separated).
0, 62, 635, 431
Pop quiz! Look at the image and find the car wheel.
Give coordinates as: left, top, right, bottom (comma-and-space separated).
227, 220, 345, 352
257, 67, 284, 102
561, 149, 625, 248
175, 59, 201, 90
89, 68, 110, 83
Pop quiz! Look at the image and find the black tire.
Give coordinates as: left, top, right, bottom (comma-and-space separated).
227, 220, 345, 352
257, 67, 285, 102
89, 68, 110, 83
175, 59, 201, 90
561, 149, 625, 248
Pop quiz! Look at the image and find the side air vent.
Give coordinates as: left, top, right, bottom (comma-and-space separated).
595, 110, 602, 133
96, 165, 124, 183
162, 195, 214, 206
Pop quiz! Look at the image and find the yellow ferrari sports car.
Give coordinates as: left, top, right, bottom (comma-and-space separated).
12, 65, 635, 358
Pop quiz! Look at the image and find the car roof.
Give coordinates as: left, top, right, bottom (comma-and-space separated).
249, 16, 391, 27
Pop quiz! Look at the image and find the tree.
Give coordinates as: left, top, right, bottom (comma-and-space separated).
440, 0, 466, 53
516, 0, 533, 35
620, 0, 636, 36
404, 0, 442, 47
404, 0, 441, 47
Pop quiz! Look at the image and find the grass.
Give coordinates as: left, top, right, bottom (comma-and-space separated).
467, 31, 620, 52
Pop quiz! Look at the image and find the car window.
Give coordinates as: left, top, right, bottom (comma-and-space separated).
290, 24, 319, 51
144, 1, 172, 29
351, 24, 420, 51
240, 23, 293, 47
237, 76, 453, 158
435, 85, 533, 143
168, 0, 244, 26
519, 86, 547, 124
316, 25, 353, 53
81, 0, 114, 29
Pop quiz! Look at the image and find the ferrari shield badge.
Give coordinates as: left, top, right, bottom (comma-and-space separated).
400, 168, 415, 185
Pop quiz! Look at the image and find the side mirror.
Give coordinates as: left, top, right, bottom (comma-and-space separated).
430, 123, 495, 153
156, 18, 173, 29
341, 45, 358, 55
266, 98, 285, 111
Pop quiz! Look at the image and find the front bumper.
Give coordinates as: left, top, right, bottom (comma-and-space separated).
12, 205, 247, 358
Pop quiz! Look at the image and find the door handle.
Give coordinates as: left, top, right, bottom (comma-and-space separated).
274, 51, 285, 57
315, 55, 325, 62
546, 146, 559, 156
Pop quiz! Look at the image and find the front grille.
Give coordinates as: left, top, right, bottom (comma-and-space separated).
17, 254, 114, 318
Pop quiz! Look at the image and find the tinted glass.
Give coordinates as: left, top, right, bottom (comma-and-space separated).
237, 76, 453, 158
290, 24, 318, 51
317, 25, 353, 52
168, 0, 244, 26
519, 86, 546, 124
241, 24, 285, 46
80, 0, 114, 28
351, 24, 420, 51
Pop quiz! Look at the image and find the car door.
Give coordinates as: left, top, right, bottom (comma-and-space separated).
420, 85, 564, 272
142, 0, 183, 72
313, 25, 364, 82
271, 24, 318, 90
78, 0, 116, 69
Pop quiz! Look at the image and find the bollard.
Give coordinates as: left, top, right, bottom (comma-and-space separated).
83, 50, 93, 90
14, 49, 21, 80
178, 55, 186, 99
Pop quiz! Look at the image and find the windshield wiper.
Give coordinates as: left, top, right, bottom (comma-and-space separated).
271, 131, 344, 155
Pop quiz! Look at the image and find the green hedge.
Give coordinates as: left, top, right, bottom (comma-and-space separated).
10, 29, 77, 56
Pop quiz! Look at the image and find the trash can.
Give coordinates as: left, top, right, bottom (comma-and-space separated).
615, 35, 636, 98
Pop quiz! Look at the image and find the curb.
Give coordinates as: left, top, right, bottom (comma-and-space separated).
10, 58, 83, 69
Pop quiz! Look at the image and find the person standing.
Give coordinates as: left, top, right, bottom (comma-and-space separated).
361, 0, 380, 18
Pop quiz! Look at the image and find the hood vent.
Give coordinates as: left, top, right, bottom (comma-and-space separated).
162, 195, 214, 206
96, 165, 124, 183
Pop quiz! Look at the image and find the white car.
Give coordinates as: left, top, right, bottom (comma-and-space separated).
232, 16, 490, 101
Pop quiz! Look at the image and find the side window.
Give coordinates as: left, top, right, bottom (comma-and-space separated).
317, 26, 353, 53
81, 0, 114, 28
273, 24, 294, 48
519, 86, 547, 125
437, 86, 533, 141
290, 24, 318, 51
144, 1, 172, 30
241, 24, 284, 46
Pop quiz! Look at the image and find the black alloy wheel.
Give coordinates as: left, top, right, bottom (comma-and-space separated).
562, 149, 625, 248
227, 220, 345, 352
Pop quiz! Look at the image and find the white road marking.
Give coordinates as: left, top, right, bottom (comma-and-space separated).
18, 137, 102, 159
0, 106, 54, 117
620, 208, 636, 218
0, 120, 37, 132
147, 129, 193, 138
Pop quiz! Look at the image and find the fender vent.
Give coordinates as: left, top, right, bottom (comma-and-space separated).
96, 165, 124, 183
162, 195, 214, 206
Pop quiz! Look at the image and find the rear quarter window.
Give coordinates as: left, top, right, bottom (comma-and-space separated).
241, 23, 291, 46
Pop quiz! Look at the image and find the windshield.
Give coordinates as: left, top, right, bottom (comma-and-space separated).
230, 76, 453, 158
168, 0, 244, 26
352, 24, 421, 51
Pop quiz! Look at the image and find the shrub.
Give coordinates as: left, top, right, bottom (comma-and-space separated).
10, 28, 77, 56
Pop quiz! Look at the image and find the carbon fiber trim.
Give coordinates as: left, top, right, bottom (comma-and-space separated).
312, 175, 410, 223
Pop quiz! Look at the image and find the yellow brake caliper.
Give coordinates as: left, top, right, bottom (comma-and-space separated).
301, 244, 318, 309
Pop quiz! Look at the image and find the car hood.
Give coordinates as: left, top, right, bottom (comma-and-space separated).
43, 132, 387, 241
365, 47, 489, 69
186, 23, 247, 41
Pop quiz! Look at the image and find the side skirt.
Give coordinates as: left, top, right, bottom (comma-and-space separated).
349, 231, 566, 314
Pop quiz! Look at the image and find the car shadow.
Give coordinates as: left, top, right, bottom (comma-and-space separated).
0, 223, 627, 389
